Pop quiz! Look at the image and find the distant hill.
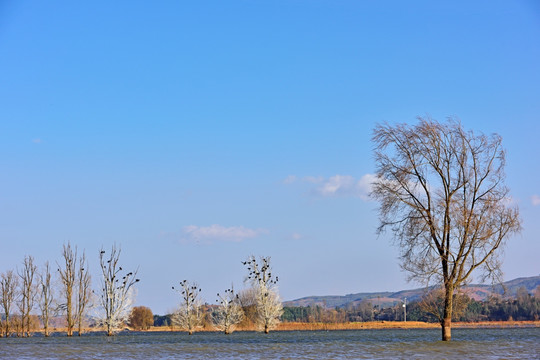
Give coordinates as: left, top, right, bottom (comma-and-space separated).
284, 275, 540, 309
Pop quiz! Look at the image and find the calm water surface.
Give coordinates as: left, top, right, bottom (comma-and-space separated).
0, 328, 538, 359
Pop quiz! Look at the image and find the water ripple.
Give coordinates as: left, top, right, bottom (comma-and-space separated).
0, 328, 538, 359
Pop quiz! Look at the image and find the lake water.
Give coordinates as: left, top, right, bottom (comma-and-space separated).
0, 328, 538, 359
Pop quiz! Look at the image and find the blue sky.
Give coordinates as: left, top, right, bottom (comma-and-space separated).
1, 1, 539, 315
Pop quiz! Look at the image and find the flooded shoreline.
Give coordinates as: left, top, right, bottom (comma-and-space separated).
10, 320, 539, 337
1, 328, 538, 360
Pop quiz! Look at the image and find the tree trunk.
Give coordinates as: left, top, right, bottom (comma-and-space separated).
441, 285, 453, 341
26, 316, 30, 337
67, 304, 73, 336
264, 324, 269, 334
441, 317, 451, 341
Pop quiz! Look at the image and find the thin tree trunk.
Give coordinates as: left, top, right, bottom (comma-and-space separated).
5, 315, 9, 337
67, 303, 73, 336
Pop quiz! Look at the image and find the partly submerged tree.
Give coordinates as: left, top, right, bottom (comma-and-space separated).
98, 245, 139, 336
18, 255, 38, 337
371, 117, 521, 341
76, 250, 92, 336
243, 255, 283, 334
39, 261, 55, 337
57, 242, 77, 336
0, 270, 18, 337
172, 280, 203, 335
213, 287, 244, 334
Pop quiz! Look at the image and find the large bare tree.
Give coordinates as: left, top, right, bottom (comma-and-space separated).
39, 262, 55, 337
243, 255, 282, 334
98, 245, 139, 336
76, 250, 92, 336
371, 118, 521, 341
18, 255, 38, 337
57, 242, 77, 336
0, 270, 18, 337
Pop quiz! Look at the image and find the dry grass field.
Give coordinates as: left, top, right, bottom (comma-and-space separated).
140, 320, 539, 332
276, 320, 540, 331
42, 320, 539, 335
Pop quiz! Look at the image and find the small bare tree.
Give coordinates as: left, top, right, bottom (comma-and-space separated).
213, 287, 244, 334
76, 250, 92, 336
12, 315, 23, 337
237, 287, 258, 328
39, 262, 55, 337
243, 255, 283, 334
0, 270, 19, 337
18, 255, 38, 337
98, 245, 139, 336
128, 306, 154, 330
419, 287, 470, 323
172, 280, 203, 335
57, 242, 77, 336
372, 118, 521, 340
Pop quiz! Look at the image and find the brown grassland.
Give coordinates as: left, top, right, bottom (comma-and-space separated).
139, 320, 539, 332
39, 320, 539, 335
274, 320, 540, 331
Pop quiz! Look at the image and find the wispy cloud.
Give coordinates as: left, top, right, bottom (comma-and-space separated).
32, 138, 42, 144
181, 224, 268, 243
283, 175, 297, 184
284, 174, 376, 201
532, 195, 540, 206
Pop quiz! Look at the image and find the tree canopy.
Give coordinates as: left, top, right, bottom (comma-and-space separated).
372, 117, 521, 340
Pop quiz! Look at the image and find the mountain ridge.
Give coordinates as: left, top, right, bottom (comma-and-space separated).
284, 275, 540, 309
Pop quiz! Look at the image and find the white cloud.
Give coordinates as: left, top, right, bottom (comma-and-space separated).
303, 176, 324, 184
283, 173, 376, 201
532, 195, 540, 206
291, 232, 303, 240
283, 175, 323, 184
357, 174, 377, 200
315, 174, 376, 200
283, 175, 297, 184
317, 175, 355, 196
181, 224, 268, 243
32, 138, 42, 144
